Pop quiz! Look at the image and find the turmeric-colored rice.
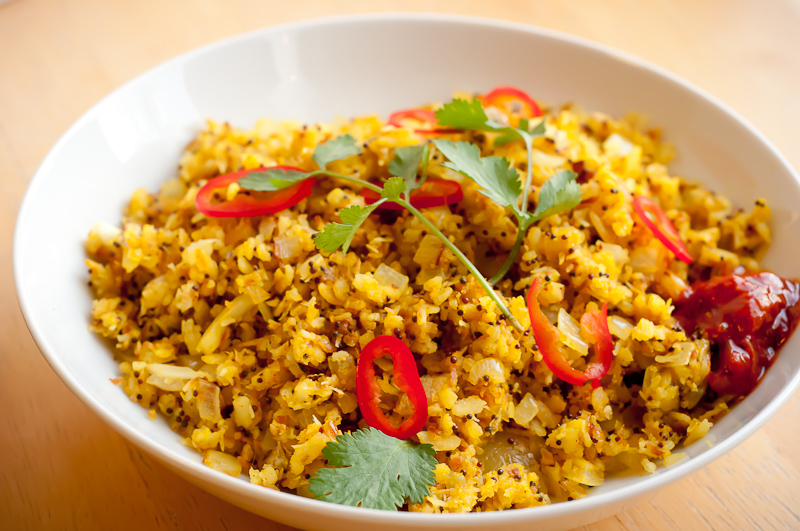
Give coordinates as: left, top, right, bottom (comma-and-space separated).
85, 94, 770, 511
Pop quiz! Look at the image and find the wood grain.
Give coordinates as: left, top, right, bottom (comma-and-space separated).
2, 0, 800, 529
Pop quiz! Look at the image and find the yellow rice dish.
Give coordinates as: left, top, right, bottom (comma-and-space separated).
85, 91, 776, 511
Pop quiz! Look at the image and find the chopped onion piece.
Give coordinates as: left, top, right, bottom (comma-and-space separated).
274, 234, 301, 262
182, 239, 222, 265
420, 375, 449, 400
655, 342, 694, 366
452, 396, 487, 417
146, 364, 201, 391
558, 308, 589, 355
468, 358, 505, 385
195, 378, 222, 423
563, 463, 604, 486
513, 393, 540, 428
418, 431, 461, 452
203, 450, 242, 477
232, 395, 255, 428
607, 315, 634, 339
374, 263, 409, 292
480, 435, 535, 471
197, 294, 255, 355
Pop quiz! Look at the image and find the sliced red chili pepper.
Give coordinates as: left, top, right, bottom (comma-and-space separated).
362, 178, 463, 211
632, 195, 693, 263
195, 166, 312, 218
580, 302, 615, 389
356, 336, 428, 440
482, 85, 542, 118
527, 277, 614, 387
387, 108, 461, 135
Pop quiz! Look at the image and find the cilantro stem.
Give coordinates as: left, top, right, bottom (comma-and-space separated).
397, 198, 524, 333
489, 135, 534, 285
309, 170, 385, 194
520, 136, 535, 214
488, 223, 527, 286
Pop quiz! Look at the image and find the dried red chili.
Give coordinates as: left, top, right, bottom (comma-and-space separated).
195, 166, 312, 218
527, 277, 614, 387
356, 336, 428, 439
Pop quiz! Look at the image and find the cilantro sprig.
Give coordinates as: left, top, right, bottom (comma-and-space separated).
434, 97, 581, 283
238, 134, 363, 192
308, 428, 436, 511
239, 134, 524, 330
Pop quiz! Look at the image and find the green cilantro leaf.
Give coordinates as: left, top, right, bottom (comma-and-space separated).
493, 119, 546, 147
381, 177, 406, 202
314, 203, 380, 253
433, 139, 523, 217
313, 134, 362, 169
308, 428, 436, 511
388, 145, 426, 196
238, 168, 311, 192
435, 98, 493, 131
530, 169, 582, 222
436, 98, 545, 148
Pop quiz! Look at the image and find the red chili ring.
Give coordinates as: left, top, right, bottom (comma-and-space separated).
195, 166, 312, 218
356, 336, 428, 440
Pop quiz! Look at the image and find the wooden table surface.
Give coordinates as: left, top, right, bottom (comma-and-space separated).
3, 0, 800, 529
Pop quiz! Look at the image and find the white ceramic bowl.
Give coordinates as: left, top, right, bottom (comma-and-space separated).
14, 13, 800, 531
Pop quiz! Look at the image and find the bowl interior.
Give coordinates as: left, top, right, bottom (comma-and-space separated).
14, 14, 800, 530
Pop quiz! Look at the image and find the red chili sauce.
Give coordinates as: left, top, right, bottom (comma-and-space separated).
674, 271, 800, 396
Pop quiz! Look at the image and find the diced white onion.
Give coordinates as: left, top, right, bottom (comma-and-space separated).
196, 379, 222, 423
374, 263, 409, 291
232, 395, 255, 428
558, 308, 589, 355
480, 435, 535, 471
418, 431, 461, 452
203, 450, 242, 477
564, 465, 604, 486
468, 358, 505, 385
607, 315, 634, 339
420, 375, 448, 401
513, 393, 540, 428
655, 342, 694, 366
182, 239, 222, 265
146, 364, 201, 391
452, 396, 487, 417
274, 234, 301, 262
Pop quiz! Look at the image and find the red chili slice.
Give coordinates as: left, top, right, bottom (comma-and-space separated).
482, 85, 542, 118
195, 166, 312, 218
580, 302, 615, 389
527, 277, 614, 387
632, 196, 693, 263
362, 178, 464, 211
356, 336, 428, 440
387, 108, 461, 135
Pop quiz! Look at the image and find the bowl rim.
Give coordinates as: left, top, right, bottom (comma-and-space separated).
14, 11, 800, 525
